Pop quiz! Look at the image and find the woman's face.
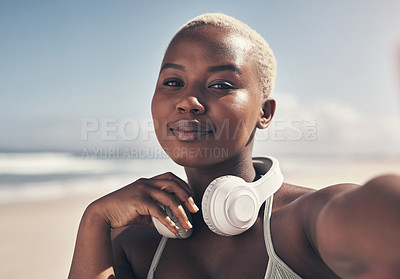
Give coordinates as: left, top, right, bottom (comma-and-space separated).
151, 26, 268, 167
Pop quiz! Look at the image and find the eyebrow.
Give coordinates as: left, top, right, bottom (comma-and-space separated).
207, 64, 241, 75
159, 63, 241, 75
160, 63, 185, 73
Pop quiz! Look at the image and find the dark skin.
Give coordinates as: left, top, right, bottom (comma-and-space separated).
68, 26, 400, 279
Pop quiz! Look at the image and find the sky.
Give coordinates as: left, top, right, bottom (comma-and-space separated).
1, 0, 400, 156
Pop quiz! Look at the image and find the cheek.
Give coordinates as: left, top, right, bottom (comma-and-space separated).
151, 94, 166, 140
212, 91, 258, 143
151, 94, 157, 118
151, 93, 169, 122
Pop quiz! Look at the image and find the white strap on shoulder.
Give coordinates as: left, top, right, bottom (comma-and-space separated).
147, 236, 168, 279
263, 196, 302, 279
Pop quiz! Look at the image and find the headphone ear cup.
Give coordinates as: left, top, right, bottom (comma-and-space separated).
152, 203, 193, 239
202, 176, 230, 236
202, 176, 258, 236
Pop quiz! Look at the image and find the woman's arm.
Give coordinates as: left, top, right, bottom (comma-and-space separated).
68, 172, 198, 279
68, 204, 116, 279
314, 175, 400, 278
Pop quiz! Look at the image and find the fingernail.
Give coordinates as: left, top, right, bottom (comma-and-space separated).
186, 220, 193, 229
167, 217, 179, 233
188, 197, 199, 212
172, 223, 179, 232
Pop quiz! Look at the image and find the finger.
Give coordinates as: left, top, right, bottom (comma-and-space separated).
150, 179, 199, 213
185, 197, 199, 214
151, 173, 199, 213
152, 172, 193, 195
151, 189, 192, 230
145, 201, 180, 234
149, 188, 193, 230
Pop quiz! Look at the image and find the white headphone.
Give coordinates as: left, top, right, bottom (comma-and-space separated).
152, 156, 283, 238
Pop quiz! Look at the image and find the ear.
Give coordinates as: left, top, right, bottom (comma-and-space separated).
256, 98, 276, 129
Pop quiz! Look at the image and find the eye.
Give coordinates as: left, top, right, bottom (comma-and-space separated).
162, 79, 184, 87
208, 81, 236, 90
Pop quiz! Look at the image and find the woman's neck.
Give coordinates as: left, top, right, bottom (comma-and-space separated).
184, 152, 256, 203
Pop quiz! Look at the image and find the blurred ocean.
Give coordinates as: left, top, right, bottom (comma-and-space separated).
0, 152, 185, 204
0, 152, 399, 204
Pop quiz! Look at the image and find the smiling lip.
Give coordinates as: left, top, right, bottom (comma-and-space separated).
168, 119, 215, 142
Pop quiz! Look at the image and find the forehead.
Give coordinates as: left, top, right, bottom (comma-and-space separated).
164, 26, 254, 67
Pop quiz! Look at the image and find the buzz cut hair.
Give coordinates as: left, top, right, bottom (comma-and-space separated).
172, 13, 277, 99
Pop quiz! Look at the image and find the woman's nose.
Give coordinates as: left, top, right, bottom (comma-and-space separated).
176, 95, 205, 114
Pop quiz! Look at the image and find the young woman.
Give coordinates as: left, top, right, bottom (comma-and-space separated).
68, 13, 400, 279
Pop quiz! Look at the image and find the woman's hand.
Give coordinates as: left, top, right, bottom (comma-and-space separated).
87, 172, 199, 233
68, 172, 199, 279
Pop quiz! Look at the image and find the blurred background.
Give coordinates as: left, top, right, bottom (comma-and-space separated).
0, 0, 399, 278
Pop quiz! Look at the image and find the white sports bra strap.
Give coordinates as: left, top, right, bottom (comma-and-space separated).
147, 236, 168, 279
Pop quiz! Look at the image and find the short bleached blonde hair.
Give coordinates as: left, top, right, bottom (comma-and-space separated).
171, 13, 276, 99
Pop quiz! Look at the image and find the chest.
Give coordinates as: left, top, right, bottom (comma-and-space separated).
153, 221, 268, 279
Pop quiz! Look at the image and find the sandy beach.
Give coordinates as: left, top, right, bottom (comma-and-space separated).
0, 195, 99, 279
1, 157, 399, 279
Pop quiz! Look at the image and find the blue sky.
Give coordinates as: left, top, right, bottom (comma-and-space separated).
1, 0, 399, 155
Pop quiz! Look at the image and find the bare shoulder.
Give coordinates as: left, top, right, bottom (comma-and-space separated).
272, 182, 315, 211
285, 182, 360, 244
299, 182, 359, 211
275, 182, 360, 213
111, 225, 162, 279
269, 182, 360, 278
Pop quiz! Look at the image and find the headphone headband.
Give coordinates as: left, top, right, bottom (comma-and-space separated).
251, 156, 283, 203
